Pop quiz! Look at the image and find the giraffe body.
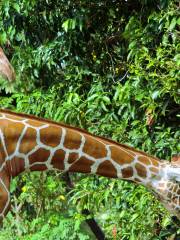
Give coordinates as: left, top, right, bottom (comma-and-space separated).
0, 109, 179, 220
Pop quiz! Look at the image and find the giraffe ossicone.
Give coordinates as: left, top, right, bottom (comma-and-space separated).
0, 109, 179, 220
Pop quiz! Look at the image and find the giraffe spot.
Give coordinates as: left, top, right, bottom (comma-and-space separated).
8, 157, 25, 177
69, 156, 94, 173
40, 125, 62, 147
169, 185, 174, 192
110, 145, 134, 165
173, 185, 178, 193
173, 197, 178, 205
167, 191, 172, 199
68, 152, 79, 164
19, 127, 37, 154
29, 148, 50, 165
97, 160, 117, 178
83, 135, 107, 159
27, 119, 46, 127
0, 120, 25, 155
151, 158, 160, 167
177, 188, 180, 195
0, 138, 7, 165
138, 156, 151, 165
135, 163, 147, 178
64, 129, 82, 150
150, 167, 159, 174
30, 164, 47, 171
121, 167, 133, 179
51, 149, 65, 170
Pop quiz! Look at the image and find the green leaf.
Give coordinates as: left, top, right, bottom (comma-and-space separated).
13, 3, 20, 13
0, 32, 7, 44
174, 54, 180, 65
102, 96, 111, 104
177, 17, 180, 25
152, 90, 159, 100
87, 94, 98, 101
62, 19, 69, 32
169, 17, 177, 31
71, 19, 76, 30
101, 101, 108, 111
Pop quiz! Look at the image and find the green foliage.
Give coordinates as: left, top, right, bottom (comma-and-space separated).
0, 0, 179, 239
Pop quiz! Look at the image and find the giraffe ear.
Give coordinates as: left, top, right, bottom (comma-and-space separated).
171, 154, 180, 166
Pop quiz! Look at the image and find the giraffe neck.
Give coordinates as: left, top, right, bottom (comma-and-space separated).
0, 109, 179, 220
0, 109, 162, 184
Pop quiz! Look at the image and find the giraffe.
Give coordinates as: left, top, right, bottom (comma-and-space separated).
0, 47, 15, 82
0, 109, 179, 222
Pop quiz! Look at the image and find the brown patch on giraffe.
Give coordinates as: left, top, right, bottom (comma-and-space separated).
138, 156, 151, 165
68, 152, 79, 164
51, 149, 65, 170
97, 160, 117, 178
135, 163, 147, 178
63, 129, 82, 150
69, 156, 94, 173
7, 157, 25, 177
0, 119, 25, 155
30, 164, 47, 171
171, 154, 180, 167
150, 167, 159, 174
173, 185, 178, 193
27, 119, 46, 127
19, 127, 37, 154
83, 136, 107, 158
40, 125, 62, 147
29, 148, 50, 165
167, 191, 172, 199
110, 145, 134, 165
169, 185, 174, 192
0, 138, 7, 165
5, 114, 24, 121
121, 167, 133, 178
150, 158, 160, 167
173, 197, 178, 206
177, 188, 180, 195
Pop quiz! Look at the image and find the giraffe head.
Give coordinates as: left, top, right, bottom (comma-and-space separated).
151, 161, 180, 220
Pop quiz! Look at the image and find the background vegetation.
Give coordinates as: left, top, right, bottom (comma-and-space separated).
0, 0, 179, 239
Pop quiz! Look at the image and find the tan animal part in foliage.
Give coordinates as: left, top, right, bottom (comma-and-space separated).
171, 155, 180, 166
0, 47, 15, 82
